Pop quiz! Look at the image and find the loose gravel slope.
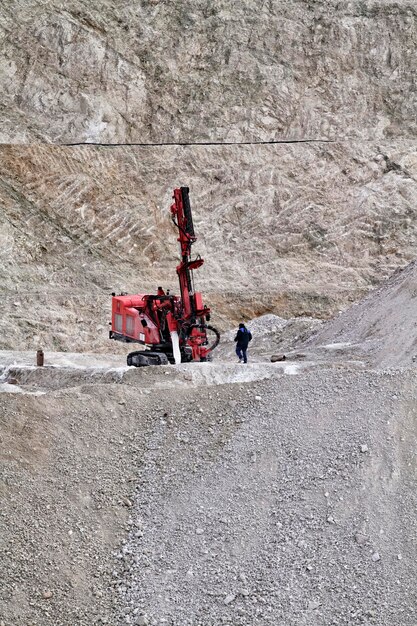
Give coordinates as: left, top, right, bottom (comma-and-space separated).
114, 368, 417, 626
3, 364, 414, 625
304, 260, 417, 368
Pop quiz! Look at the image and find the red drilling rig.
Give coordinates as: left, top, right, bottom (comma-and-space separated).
110, 187, 220, 366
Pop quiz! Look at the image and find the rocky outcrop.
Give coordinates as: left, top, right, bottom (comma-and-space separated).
1, 140, 417, 350
1, 1, 416, 350
0, 1, 416, 143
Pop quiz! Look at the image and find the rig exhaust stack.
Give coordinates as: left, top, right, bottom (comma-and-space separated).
110, 187, 220, 366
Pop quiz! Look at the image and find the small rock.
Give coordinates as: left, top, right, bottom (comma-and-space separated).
196, 528, 204, 535
224, 593, 236, 605
360, 444, 369, 453
327, 516, 335, 524
136, 616, 149, 626
398, 554, 402, 560
308, 599, 320, 610
354, 532, 367, 546
122, 497, 133, 507
255, 396, 262, 401
372, 552, 381, 562
270, 354, 286, 362
43, 589, 53, 599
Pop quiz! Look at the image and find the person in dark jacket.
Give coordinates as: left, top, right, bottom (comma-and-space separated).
234, 323, 252, 363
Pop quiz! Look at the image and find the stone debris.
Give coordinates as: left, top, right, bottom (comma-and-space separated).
224, 594, 236, 605
308, 600, 321, 611
355, 533, 368, 546
270, 354, 286, 362
303, 260, 417, 369
1, 358, 417, 626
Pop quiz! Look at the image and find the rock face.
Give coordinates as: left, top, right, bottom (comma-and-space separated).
0, 1, 416, 351
1, 140, 417, 350
0, 1, 416, 143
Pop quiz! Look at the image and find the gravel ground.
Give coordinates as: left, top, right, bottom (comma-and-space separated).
0, 383, 149, 625
114, 368, 417, 626
1, 363, 417, 625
